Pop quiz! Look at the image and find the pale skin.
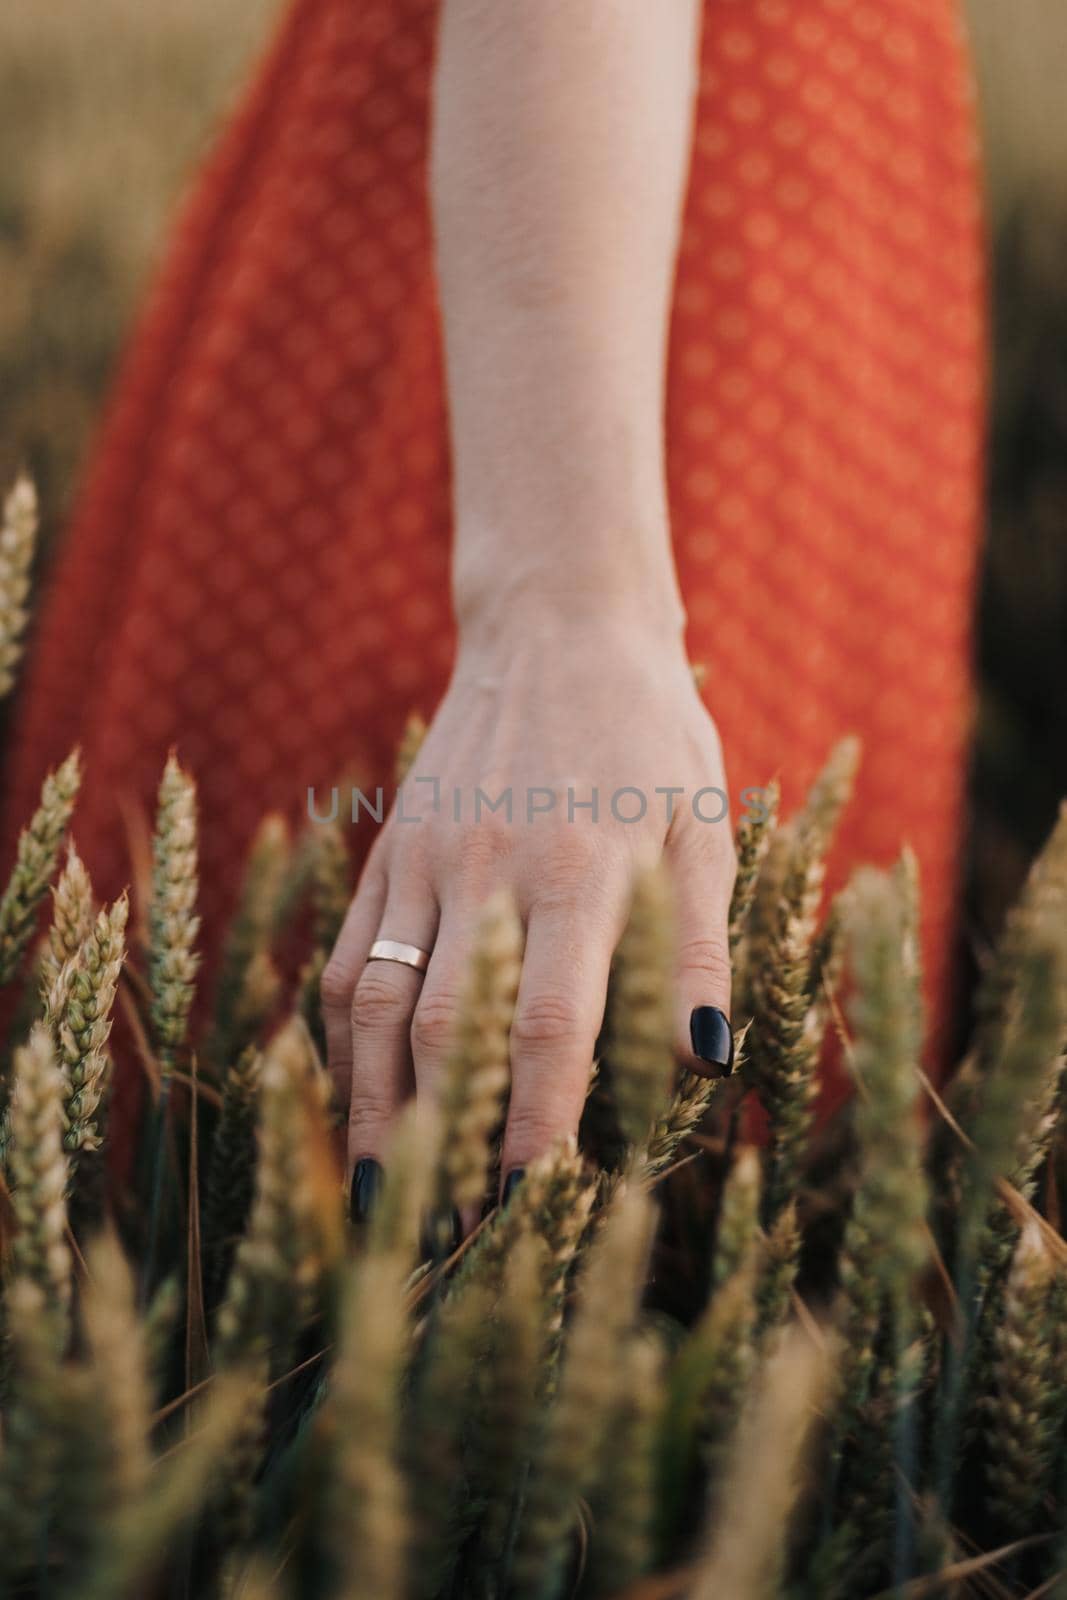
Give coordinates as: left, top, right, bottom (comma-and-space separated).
322, 0, 735, 1211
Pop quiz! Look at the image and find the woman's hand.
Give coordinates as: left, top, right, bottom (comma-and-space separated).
324, 0, 723, 1213
322, 606, 735, 1200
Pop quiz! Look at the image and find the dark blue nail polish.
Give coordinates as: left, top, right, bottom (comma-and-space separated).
350, 1157, 384, 1225
502, 1168, 525, 1206
689, 1007, 734, 1076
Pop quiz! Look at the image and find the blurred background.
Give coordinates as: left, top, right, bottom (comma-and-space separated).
0, 0, 1064, 953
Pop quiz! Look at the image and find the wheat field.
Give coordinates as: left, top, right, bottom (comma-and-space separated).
1, 9, 1067, 1593
0, 477, 1067, 1596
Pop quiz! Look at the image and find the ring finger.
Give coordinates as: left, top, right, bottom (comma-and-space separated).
347, 878, 439, 1177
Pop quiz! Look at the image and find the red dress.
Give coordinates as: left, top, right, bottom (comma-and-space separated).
2, 0, 985, 1074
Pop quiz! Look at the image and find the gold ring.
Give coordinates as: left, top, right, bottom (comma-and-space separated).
367, 939, 431, 973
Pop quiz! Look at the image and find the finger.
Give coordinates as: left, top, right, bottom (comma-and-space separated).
500, 894, 619, 1184
410, 897, 475, 1129
347, 882, 439, 1176
321, 856, 388, 1106
668, 819, 736, 1078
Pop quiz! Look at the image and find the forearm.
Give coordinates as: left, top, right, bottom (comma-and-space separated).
430, 0, 701, 640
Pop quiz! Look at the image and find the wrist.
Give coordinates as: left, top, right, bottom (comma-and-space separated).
455, 566, 687, 662
453, 519, 687, 657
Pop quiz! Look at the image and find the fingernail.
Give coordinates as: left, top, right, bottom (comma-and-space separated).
421, 1207, 463, 1261
689, 1006, 734, 1076
349, 1157, 384, 1225
502, 1168, 525, 1206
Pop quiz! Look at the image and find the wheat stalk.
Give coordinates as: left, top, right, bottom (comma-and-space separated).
0, 1278, 66, 1576
749, 739, 860, 1228
0, 748, 81, 985
327, 1252, 411, 1600
512, 1184, 654, 1599
213, 812, 289, 1060
214, 1021, 326, 1367
77, 1229, 153, 1558
983, 1221, 1059, 1534
436, 887, 522, 1215
693, 1328, 832, 1600
471, 1226, 551, 1578
837, 869, 927, 1395
409, 1280, 495, 1598
608, 861, 677, 1157
148, 752, 200, 1073
46, 892, 128, 1159
40, 838, 94, 998
585, 1331, 664, 1596
202, 1044, 265, 1304
729, 777, 780, 956
0, 473, 39, 700
7, 1022, 72, 1340
714, 1144, 762, 1287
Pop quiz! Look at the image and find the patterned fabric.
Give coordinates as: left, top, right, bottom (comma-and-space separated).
2, 0, 985, 1083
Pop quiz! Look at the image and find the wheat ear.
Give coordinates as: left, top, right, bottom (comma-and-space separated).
0, 473, 39, 700
0, 748, 81, 985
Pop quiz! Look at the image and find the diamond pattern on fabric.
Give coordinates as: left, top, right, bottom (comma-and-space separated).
2, 0, 985, 1084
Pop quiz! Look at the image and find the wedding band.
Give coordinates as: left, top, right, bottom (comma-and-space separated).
367, 939, 431, 973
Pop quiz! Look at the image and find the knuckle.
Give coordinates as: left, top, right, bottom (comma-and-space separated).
677, 934, 733, 992
347, 1094, 396, 1144
511, 991, 588, 1053
504, 1099, 577, 1159
448, 821, 512, 886
551, 823, 601, 874
532, 831, 602, 909
411, 989, 462, 1057
351, 969, 409, 1034
320, 958, 355, 1012
679, 824, 738, 895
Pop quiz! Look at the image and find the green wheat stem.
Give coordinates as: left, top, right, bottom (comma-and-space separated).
140, 1076, 173, 1307
892, 1318, 920, 1591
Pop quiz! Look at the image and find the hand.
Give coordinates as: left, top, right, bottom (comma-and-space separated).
322, 610, 736, 1206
